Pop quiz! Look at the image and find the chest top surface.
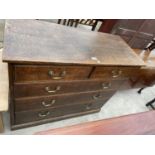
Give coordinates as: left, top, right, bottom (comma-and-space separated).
3, 20, 145, 66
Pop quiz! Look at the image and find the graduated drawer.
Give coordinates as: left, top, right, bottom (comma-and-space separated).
90, 66, 141, 80
15, 101, 106, 124
14, 90, 115, 112
14, 79, 124, 98
14, 65, 92, 82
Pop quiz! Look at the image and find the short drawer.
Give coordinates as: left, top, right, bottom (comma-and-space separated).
90, 66, 141, 80
14, 79, 124, 98
15, 101, 106, 124
14, 65, 92, 82
14, 90, 115, 112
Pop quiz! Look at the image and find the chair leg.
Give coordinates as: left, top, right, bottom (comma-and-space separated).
70, 20, 74, 26
92, 20, 98, 31
74, 19, 79, 27
137, 87, 145, 94
63, 19, 67, 25
146, 98, 155, 110
58, 19, 61, 24
67, 19, 71, 26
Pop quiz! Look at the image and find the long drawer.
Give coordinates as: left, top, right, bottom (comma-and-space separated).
15, 101, 106, 124
90, 66, 141, 80
14, 65, 92, 82
14, 90, 115, 112
14, 79, 124, 98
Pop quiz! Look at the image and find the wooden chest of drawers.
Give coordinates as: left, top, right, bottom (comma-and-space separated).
3, 20, 145, 130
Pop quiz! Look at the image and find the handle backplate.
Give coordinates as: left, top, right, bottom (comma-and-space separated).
42, 100, 56, 107
112, 70, 122, 78
48, 70, 66, 80
38, 111, 50, 118
45, 86, 61, 93
102, 82, 111, 89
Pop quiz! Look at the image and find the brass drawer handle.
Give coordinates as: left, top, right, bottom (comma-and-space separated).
102, 82, 111, 89
93, 94, 102, 100
112, 70, 122, 78
38, 111, 50, 118
45, 86, 61, 93
42, 100, 56, 107
48, 70, 66, 80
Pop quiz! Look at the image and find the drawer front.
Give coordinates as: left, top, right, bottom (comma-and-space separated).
14, 65, 92, 82
14, 79, 124, 98
15, 90, 115, 112
90, 67, 141, 80
15, 101, 106, 124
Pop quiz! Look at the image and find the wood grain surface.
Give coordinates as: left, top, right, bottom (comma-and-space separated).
14, 65, 92, 82
35, 110, 155, 135
14, 79, 124, 98
3, 20, 145, 66
15, 90, 115, 112
15, 101, 104, 124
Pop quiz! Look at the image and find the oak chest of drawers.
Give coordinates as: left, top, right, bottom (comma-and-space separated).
3, 20, 145, 130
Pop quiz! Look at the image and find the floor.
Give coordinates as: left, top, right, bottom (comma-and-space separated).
1, 19, 155, 134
